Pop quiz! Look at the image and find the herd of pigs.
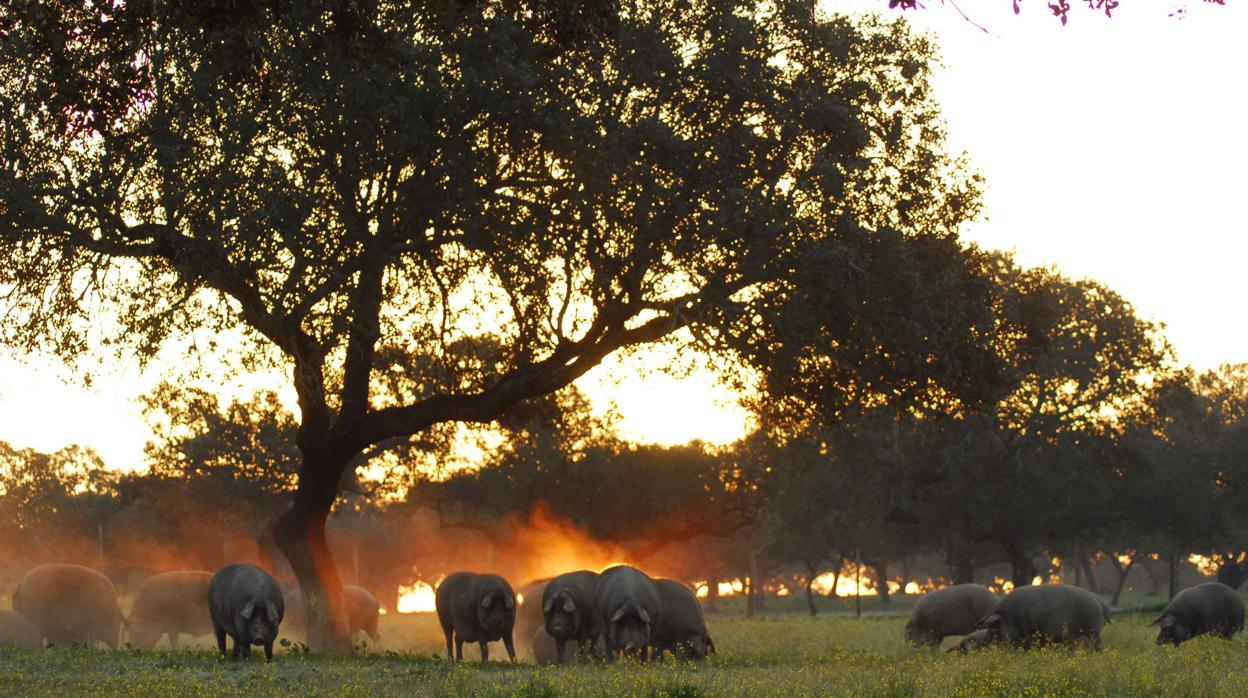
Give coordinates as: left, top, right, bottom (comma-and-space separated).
1, 561, 1245, 664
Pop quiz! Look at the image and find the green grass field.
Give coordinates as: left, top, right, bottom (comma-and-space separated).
3, 594, 1247, 697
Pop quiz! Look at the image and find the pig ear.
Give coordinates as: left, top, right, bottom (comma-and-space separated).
504, 595, 515, 610
611, 608, 625, 623
240, 601, 257, 619
637, 607, 651, 624
543, 596, 555, 613
978, 613, 1000, 629
562, 598, 576, 613
1153, 615, 1175, 628
480, 593, 493, 609
266, 602, 279, 623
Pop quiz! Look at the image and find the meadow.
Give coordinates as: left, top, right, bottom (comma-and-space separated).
3, 593, 1248, 697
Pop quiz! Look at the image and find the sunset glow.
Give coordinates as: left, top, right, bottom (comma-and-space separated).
396, 581, 438, 613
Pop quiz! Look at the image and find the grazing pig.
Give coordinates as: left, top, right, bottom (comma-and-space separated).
0, 609, 42, 647
905, 584, 998, 646
978, 584, 1110, 649
542, 570, 601, 663
285, 585, 381, 643
1153, 582, 1245, 646
595, 565, 662, 662
530, 626, 561, 665
208, 564, 285, 661
12, 563, 126, 648
945, 629, 993, 653
435, 572, 517, 662
650, 578, 714, 661
128, 571, 214, 649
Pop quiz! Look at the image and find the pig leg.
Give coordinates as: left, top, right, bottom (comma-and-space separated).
504, 634, 516, 662
479, 640, 489, 662
230, 635, 242, 660
444, 629, 454, 660
213, 621, 228, 658
264, 640, 274, 661
241, 641, 252, 659
455, 636, 464, 661
556, 639, 566, 664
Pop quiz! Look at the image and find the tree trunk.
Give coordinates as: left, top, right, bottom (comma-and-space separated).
870, 561, 890, 604
1216, 556, 1248, 590
272, 452, 353, 653
804, 562, 818, 617
1108, 553, 1137, 608
1140, 557, 1163, 596
704, 576, 719, 614
1005, 537, 1037, 588
1078, 553, 1099, 594
1168, 552, 1180, 601
948, 539, 975, 584
746, 553, 758, 619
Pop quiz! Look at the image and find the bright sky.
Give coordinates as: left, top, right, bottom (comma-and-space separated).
1, 0, 1244, 469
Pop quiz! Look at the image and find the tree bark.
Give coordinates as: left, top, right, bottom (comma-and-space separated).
746, 552, 757, 619
804, 562, 819, 617
869, 560, 890, 604
1005, 537, 1037, 588
949, 541, 975, 585
1216, 556, 1248, 590
1078, 553, 1099, 594
1107, 553, 1136, 607
271, 451, 353, 653
704, 576, 719, 614
1168, 552, 1180, 601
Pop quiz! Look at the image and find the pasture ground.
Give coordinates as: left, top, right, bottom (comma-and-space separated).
2, 593, 1247, 696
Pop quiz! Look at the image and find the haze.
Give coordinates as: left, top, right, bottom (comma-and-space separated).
0, 0, 1243, 469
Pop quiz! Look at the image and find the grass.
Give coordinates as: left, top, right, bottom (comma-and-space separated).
2, 596, 1246, 696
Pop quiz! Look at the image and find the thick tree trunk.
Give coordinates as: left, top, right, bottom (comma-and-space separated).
272, 452, 353, 653
1005, 537, 1037, 588
948, 536, 978, 586
869, 561, 890, 604
705, 576, 719, 614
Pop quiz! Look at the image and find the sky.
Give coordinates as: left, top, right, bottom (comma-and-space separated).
1, 0, 1245, 470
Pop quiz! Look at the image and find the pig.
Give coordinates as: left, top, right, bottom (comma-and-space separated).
514, 578, 551, 645
945, 629, 993, 653
208, 563, 285, 661
977, 584, 1110, 649
12, 563, 126, 648
905, 584, 999, 646
650, 578, 714, 661
284, 585, 381, 643
530, 626, 561, 665
435, 572, 517, 662
128, 571, 214, 649
0, 609, 42, 647
595, 565, 662, 662
1153, 582, 1245, 646
542, 570, 601, 663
